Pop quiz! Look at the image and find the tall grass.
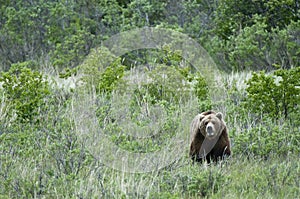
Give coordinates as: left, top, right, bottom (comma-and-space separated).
0, 71, 299, 198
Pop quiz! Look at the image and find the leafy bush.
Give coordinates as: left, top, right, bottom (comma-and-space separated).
98, 61, 126, 93
80, 47, 126, 94
226, 15, 269, 70
0, 62, 50, 123
209, 1, 299, 71
128, 46, 211, 110
133, 65, 190, 105
51, 29, 94, 70
231, 67, 300, 158
245, 66, 300, 120
130, 66, 211, 113
191, 72, 212, 111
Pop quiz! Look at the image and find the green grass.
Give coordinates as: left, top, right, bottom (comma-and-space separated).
0, 71, 299, 198
1, 152, 298, 198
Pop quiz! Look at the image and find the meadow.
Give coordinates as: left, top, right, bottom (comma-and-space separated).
0, 53, 299, 198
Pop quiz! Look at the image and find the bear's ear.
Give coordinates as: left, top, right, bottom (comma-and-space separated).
199, 114, 205, 121
216, 112, 223, 120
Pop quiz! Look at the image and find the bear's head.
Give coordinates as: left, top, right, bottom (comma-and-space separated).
199, 112, 225, 140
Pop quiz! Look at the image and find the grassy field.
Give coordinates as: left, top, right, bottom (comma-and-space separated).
0, 68, 299, 199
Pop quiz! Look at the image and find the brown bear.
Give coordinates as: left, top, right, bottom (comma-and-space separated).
189, 110, 231, 163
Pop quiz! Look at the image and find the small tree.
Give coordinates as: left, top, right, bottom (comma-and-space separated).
0, 62, 50, 123
245, 66, 300, 120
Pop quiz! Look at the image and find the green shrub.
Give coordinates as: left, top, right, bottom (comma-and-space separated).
0, 62, 50, 123
191, 72, 212, 111
209, 14, 299, 71
130, 65, 210, 111
133, 65, 190, 105
97, 60, 125, 93
245, 66, 300, 120
80, 47, 126, 94
228, 15, 271, 71
223, 69, 300, 158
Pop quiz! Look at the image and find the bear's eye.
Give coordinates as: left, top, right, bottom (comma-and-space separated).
204, 121, 209, 125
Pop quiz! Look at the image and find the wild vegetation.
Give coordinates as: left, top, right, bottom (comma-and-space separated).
0, 0, 299, 198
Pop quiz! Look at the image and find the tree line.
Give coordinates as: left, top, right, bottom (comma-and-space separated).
0, 0, 299, 71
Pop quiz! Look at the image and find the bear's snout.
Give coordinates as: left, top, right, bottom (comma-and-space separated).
206, 124, 215, 137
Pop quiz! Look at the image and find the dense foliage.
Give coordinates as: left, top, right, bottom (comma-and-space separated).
0, 0, 299, 198
1, 0, 299, 71
0, 61, 50, 123
245, 67, 300, 120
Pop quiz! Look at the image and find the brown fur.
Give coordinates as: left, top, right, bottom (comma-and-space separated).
189, 110, 231, 163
